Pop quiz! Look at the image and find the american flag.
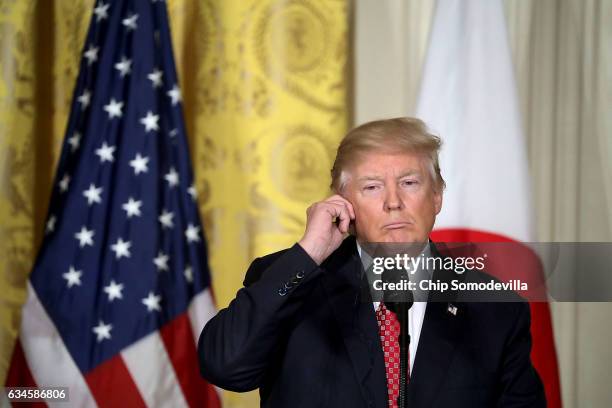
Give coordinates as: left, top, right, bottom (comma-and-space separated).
5, 1, 221, 406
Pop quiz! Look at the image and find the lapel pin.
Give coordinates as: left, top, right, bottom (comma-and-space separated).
447, 303, 458, 316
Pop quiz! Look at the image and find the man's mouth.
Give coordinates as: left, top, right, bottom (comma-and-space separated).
383, 222, 412, 230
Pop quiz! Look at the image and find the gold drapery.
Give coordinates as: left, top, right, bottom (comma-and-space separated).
0, 1, 350, 407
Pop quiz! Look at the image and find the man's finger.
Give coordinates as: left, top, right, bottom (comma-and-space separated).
338, 212, 350, 233
324, 202, 351, 230
334, 196, 355, 219
326, 198, 355, 220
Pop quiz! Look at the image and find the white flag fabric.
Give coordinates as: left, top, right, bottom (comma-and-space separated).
417, 0, 532, 242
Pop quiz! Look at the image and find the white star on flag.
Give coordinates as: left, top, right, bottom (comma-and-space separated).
83, 184, 103, 205
75, 226, 95, 247
164, 167, 179, 187
63, 266, 82, 288
140, 111, 160, 132
158, 209, 174, 229
147, 68, 163, 88
68, 133, 81, 152
114, 56, 132, 77
103, 280, 124, 302
110, 237, 131, 259
93, 320, 112, 342
153, 251, 169, 271
169, 128, 178, 138
46, 215, 56, 234
84, 45, 99, 65
95, 142, 116, 163
185, 224, 201, 243
122, 13, 139, 30
184, 265, 193, 283
167, 84, 182, 105
93, 2, 109, 22
77, 89, 91, 109
129, 153, 149, 175
142, 292, 162, 312
104, 98, 123, 119
187, 184, 197, 200
122, 197, 142, 218
58, 174, 70, 192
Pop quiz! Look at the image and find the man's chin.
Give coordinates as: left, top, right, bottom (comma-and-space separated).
356, 229, 428, 245
379, 233, 425, 244
360, 234, 427, 257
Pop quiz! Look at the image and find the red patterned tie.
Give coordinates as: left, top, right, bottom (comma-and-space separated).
376, 302, 409, 408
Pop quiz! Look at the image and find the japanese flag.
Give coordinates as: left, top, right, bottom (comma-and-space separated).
416, 0, 562, 406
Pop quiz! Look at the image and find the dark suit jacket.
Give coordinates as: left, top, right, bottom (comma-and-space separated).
198, 236, 546, 407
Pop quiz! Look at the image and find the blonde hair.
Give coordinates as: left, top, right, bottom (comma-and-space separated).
330, 117, 445, 192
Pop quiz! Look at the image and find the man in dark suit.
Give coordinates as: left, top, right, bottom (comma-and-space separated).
198, 118, 546, 407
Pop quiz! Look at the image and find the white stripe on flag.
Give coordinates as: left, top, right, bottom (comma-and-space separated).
188, 288, 216, 345
20, 282, 97, 407
187, 288, 225, 401
121, 331, 189, 408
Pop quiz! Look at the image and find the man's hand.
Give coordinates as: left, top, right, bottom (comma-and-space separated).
298, 195, 355, 265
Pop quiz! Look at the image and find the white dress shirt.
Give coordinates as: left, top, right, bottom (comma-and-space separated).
356, 242, 430, 374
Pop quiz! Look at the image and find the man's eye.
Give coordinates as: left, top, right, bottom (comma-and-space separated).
364, 185, 380, 191
401, 180, 418, 186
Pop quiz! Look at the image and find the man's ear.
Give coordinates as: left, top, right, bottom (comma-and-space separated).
434, 190, 443, 215
348, 220, 356, 236
337, 184, 357, 236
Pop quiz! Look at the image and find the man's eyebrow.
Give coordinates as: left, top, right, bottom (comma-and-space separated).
356, 170, 421, 182
356, 175, 384, 182
397, 170, 420, 178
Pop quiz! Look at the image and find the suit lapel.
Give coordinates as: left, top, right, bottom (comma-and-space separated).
321, 237, 388, 408
408, 244, 466, 408
321, 240, 469, 408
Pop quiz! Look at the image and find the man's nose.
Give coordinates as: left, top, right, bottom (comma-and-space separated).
384, 185, 403, 211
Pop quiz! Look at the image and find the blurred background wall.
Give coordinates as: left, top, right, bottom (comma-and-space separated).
0, 0, 610, 407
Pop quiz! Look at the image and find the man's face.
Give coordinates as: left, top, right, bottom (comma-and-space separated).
343, 151, 442, 244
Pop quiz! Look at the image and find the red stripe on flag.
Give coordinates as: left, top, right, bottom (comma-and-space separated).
5, 340, 39, 388
5, 340, 46, 408
431, 228, 562, 408
160, 313, 221, 408
85, 354, 147, 408
530, 301, 562, 408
